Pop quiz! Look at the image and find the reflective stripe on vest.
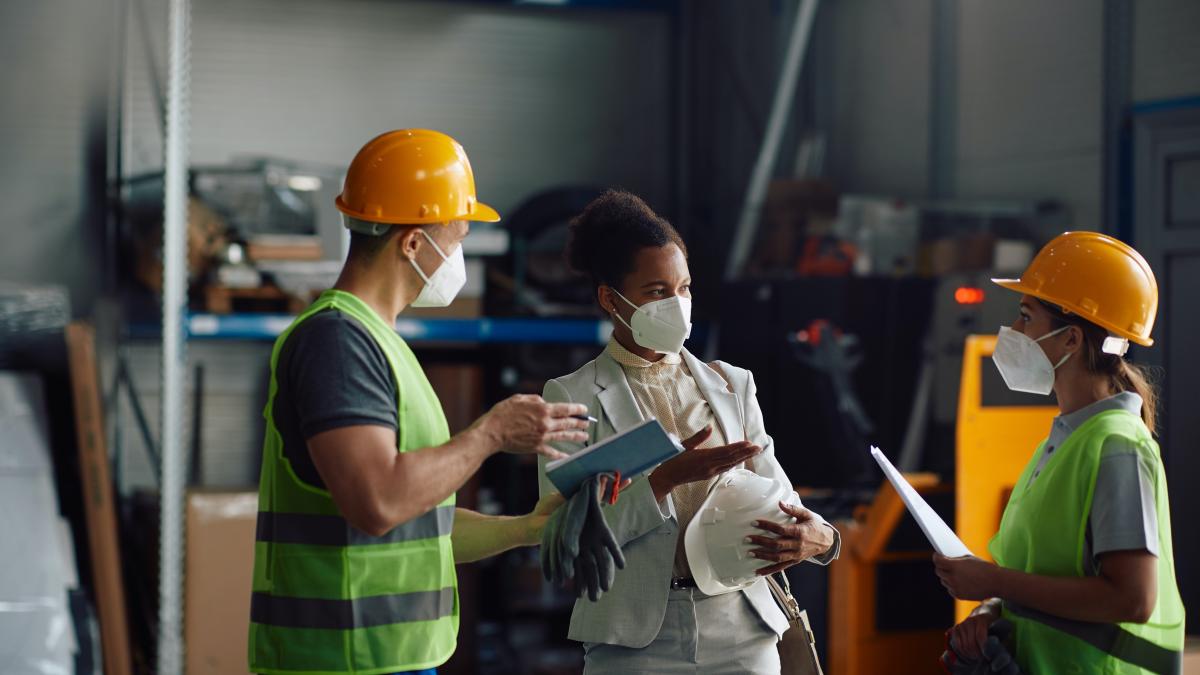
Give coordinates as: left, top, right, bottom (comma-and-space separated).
256, 505, 455, 547
1006, 602, 1181, 675
251, 587, 456, 631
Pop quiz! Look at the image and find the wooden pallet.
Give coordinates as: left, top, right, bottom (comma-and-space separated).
203, 284, 308, 315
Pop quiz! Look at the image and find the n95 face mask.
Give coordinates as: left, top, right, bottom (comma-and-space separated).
611, 289, 693, 355
410, 230, 467, 308
992, 325, 1072, 395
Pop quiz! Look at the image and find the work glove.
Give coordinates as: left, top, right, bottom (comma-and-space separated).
540, 477, 591, 586
941, 619, 1022, 675
540, 475, 626, 602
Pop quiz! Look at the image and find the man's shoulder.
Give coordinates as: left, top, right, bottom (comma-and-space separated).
281, 309, 381, 357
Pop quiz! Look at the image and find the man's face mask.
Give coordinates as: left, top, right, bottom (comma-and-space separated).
609, 288, 693, 355
410, 229, 467, 308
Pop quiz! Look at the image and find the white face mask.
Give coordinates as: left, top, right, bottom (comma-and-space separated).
610, 288, 693, 355
410, 230, 467, 308
992, 325, 1073, 395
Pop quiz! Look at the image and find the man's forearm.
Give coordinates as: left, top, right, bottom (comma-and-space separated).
450, 508, 535, 564
376, 425, 499, 531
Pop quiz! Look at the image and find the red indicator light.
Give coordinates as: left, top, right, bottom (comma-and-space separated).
955, 287, 985, 305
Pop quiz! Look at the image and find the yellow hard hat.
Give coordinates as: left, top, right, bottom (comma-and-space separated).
992, 231, 1159, 346
335, 129, 500, 226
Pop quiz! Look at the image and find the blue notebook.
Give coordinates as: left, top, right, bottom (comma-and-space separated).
545, 419, 684, 497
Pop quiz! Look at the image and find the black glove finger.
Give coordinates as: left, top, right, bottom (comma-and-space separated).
561, 484, 590, 559
572, 557, 587, 598
584, 477, 624, 570
597, 516, 625, 570
989, 619, 1014, 641
582, 552, 601, 601
984, 637, 1014, 672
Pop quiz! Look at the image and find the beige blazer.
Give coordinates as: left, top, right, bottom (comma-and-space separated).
538, 347, 836, 648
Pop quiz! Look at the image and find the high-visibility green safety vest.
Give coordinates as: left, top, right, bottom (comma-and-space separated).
990, 409, 1185, 674
249, 290, 458, 675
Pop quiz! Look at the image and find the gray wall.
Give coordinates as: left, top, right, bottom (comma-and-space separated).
825, 0, 932, 198
821, 0, 1200, 229
124, 0, 673, 217
1132, 1, 1200, 103
953, 0, 1103, 229
0, 0, 112, 316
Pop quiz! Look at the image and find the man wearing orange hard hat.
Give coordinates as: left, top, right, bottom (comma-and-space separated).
248, 130, 591, 675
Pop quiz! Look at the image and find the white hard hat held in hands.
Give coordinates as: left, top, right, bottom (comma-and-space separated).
684, 469, 801, 596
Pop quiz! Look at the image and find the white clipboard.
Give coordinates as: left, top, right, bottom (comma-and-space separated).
870, 446, 973, 558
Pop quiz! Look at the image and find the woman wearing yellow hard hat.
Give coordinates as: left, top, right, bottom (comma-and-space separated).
934, 231, 1185, 674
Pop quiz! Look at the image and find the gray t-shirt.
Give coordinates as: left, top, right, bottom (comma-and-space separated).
272, 309, 398, 490
1026, 391, 1158, 574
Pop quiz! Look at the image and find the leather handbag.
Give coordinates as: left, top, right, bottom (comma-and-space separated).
766, 571, 825, 675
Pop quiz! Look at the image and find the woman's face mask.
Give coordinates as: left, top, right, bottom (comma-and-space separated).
992, 325, 1073, 395
609, 288, 693, 355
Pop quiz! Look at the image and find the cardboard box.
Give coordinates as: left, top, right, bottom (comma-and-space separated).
922, 234, 996, 277
185, 490, 258, 675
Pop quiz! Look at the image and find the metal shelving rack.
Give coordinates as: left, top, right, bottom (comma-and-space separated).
157, 0, 190, 670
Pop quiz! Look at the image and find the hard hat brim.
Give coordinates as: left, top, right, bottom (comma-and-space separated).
990, 277, 1155, 347
470, 201, 502, 223
335, 196, 502, 225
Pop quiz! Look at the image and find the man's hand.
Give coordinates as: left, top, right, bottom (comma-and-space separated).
475, 394, 589, 459
747, 502, 836, 575
520, 491, 566, 546
648, 426, 762, 501
933, 553, 1002, 601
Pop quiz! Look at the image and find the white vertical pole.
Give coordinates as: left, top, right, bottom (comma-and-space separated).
724, 0, 820, 280
159, 0, 191, 670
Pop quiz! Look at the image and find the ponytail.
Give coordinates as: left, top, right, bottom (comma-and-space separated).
1039, 299, 1160, 435
1111, 360, 1159, 434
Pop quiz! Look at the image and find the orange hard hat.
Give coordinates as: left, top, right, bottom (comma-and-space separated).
992, 231, 1159, 346
335, 129, 500, 226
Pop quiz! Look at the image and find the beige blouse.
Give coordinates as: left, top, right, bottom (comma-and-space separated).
605, 339, 728, 577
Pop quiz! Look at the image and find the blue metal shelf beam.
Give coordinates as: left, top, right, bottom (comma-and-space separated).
130, 314, 616, 345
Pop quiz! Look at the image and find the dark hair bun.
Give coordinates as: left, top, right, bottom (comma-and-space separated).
564, 189, 686, 289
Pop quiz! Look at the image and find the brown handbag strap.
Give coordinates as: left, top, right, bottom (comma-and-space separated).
766, 572, 803, 622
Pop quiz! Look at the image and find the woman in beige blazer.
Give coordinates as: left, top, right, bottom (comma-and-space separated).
537, 190, 840, 674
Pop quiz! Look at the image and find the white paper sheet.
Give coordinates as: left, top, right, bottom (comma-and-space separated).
870, 446, 973, 558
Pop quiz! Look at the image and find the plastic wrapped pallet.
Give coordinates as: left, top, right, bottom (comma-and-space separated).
0, 283, 70, 369
0, 373, 79, 673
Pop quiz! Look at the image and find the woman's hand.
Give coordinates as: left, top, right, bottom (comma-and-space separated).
933, 553, 1003, 601
747, 502, 836, 575
648, 426, 762, 501
947, 605, 1001, 662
